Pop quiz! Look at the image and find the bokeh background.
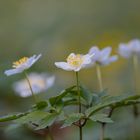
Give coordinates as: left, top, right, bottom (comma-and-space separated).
0, 0, 140, 139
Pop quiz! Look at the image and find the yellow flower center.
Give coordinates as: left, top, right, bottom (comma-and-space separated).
67, 54, 83, 67
13, 57, 29, 68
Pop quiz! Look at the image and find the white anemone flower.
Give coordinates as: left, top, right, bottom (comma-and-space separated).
118, 39, 140, 58
88, 46, 118, 66
13, 73, 55, 97
4, 54, 42, 76
55, 53, 93, 72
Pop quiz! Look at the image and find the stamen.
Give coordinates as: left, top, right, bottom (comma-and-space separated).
67, 54, 83, 67
13, 57, 29, 68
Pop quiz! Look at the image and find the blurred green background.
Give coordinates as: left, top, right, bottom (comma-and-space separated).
0, 0, 140, 139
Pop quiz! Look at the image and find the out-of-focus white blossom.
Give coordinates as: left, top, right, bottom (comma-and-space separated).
55, 53, 93, 72
118, 39, 140, 58
88, 46, 118, 66
13, 73, 55, 97
5, 54, 42, 76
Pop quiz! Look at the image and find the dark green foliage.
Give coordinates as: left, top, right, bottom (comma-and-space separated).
0, 86, 140, 131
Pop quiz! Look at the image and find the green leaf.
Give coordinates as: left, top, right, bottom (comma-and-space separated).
32, 101, 48, 110
49, 86, 76, 106
97, 89, 109, 98
62, 113, 84, 128
0, 112, 28, 122
89, 113, 113, 123
63, 98, 78, 106
36, 113, 58, 130
80, 87, 110, 107
15, 111, 49, 124
86, 94, 140, 117
63, 96, 87, 107
80, 86, 94, 106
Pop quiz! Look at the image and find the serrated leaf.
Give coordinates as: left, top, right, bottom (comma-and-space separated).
63, 95, 87, 107
49, 86, 76, 106
97, 89, 109, 98
36, 113, 58, 130
86, 94, 140, 117
89, 113, 113, 123
15, 111, 49, 124
62, 113, 84, 128
80, 86, 94, 106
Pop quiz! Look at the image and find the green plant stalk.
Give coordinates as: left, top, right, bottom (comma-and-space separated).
76, 72, 83, 140
96, 64, 104, 140
132, 54, 139, 140
133, 54, 139, 94
132, 55, 139, 117
24, 71, 37, 103
96, 64, 103, 91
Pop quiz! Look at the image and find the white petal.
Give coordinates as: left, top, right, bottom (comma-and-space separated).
68, 53, 76, 57
46, 76, 55, 89
55, 62, 73, 71
101, 55, 118, 66
118, 44, 132, 58
33, 54, 42, 63
26, 54, 42, 68
109, 55, 118, 62
129, 39, 140, 53
73, 66, 82, 72
82, 54, 93, 68
88, 46, 99, 55
13, 81, 32, 97
100, 47, 112, 60
88, 46, 100, 60
83, 54, 92, 64
4, 68, 23, 76
106, 55, 118, 65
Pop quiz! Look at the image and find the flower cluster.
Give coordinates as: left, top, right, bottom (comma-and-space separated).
55, 46, 118, 72
2, 39, 140, 140
4, 39, 140, 98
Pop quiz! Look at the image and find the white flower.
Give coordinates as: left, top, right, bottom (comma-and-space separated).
118, 39, 140, 58
13, 73, 55, 97
4, 54, 42, 76
88, 46, 118, 66
55, 53, 93, 72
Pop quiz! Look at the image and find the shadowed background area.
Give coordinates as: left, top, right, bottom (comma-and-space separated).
0, 0, 140, 139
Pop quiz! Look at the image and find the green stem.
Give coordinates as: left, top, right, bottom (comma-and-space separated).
76, 72, 82, 140
132, 55, 139, 118
24, 72, 37, 103
132, 55, 139, 140
96, 64, 105, 140
133, 55, 138, 94
100, 124, 105, 140
96, 64, 103, 91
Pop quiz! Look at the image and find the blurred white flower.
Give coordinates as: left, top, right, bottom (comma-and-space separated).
13, 73, 55, 97
55, 53, 93, 72
118, 39, 140, 58
4, 54, 42, 76
88, 46, 118, 66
